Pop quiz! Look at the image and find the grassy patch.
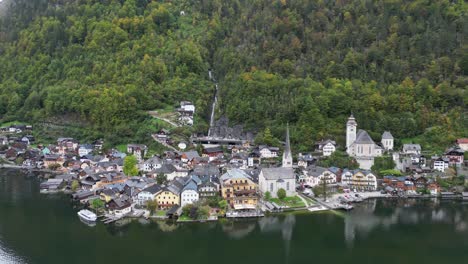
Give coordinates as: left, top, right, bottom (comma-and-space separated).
178, 215, 192, 221
269, 196, 306, 208
155, 210, 167, 217
0, 121, 30, 127
115, 144, 127, 153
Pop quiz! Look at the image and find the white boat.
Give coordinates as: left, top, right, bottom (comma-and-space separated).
78, 209, 97, 223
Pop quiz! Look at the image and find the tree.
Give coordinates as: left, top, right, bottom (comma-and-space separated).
198, 206, 211, 219
48, 163, 61, 171
277, 188, 286, 200
218, 200, 228, 210
371, 157, 396, 176
189, 205, 199, 219
71, 180, 80, 191
264, 191, 272, 201
123, 155, 139, 176
156, 173, 167, 185
91, 199, 104, 210
182, 204, 193, 216
146, 200, 158, 213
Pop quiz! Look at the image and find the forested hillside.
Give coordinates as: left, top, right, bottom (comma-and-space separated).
0, 0, 466, 152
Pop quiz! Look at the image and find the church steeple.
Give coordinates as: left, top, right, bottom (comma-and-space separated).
282, 124, 293, 168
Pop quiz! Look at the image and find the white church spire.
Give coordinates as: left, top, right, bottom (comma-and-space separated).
282, 124, 293, 168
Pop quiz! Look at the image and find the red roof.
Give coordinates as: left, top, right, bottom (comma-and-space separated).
457, 138, 468, 144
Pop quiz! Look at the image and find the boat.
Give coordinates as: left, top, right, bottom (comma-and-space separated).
78, 209, 97, 223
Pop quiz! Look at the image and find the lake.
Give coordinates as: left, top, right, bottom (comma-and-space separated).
1, 169, 468, 264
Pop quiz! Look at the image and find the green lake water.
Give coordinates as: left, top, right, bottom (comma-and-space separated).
1, 169, 468, 264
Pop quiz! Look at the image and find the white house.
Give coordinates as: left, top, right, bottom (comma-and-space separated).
402, 144, 421, 155
456, 138, 468, 151
107, 197, 132, 217
433, 157, 449, 172
180, 180, 199, 207
259, 167, 296, 198
127, 144, 147, 162
136, 184, 161, 206
259, 146, 279, 158
142, 156, 163, 172
78, 144, 94, 157
301, 166, 337, 188
315, 139, 336, 156
341, 170, 378, 191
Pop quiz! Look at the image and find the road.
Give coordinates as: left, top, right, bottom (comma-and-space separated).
151, 134, 178, 151
147, 111, 180, 128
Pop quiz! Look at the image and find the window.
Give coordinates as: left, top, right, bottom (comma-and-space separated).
270, 183, 273, 192
286, 182, 290, 191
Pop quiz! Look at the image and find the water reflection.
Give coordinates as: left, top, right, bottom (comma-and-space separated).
345, 199, 468, 246
0, 239, 27, 264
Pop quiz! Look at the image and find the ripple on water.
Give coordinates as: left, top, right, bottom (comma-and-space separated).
0, 240, 27, 264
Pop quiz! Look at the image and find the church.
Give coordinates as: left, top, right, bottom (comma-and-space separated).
258, 125, 296, 198
345, 114, 393, 170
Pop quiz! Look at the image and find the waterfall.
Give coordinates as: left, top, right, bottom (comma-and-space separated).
208, 83, 218, 137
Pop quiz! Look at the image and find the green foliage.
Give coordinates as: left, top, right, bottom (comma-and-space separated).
277, 188, 286, 200
0, 0, 465, 153
264, 191, 272, 200
317, 151, 359, 169
123, 155, 138, 176
182, 204, 193, 217
71, 180, 80, 191
371, 157, 397, 176
218, 200, 228, 210
380, 169, 402, 177
48, 163, 61, 171
198, 206, 211, 220
90, 198, 104, 210
156, 173, 167, 185
146, 200, 159, 214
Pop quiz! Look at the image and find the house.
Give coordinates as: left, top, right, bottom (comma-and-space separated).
198, 180, 219, 198
106, 196, 132, 217
155, 186, 180, 209
402, 144, 421, 155
43, 155, 65, 168
127, 144, 147, 161
180, 150, 201, 164
78, 144, 94, 157
383, 176, 416, 194
427, 182, 440, 196
100, 188, 119, 203
180, 179, 199, 207
412, 176, 428, 190
258, 167, 296, 198
202, 146, 224, 160
155, 129, 170, 143
150, 164, 188, 181
40, 179, 65, 192
247, 151, 261, 167
456, 138, 468, 151
0, 136, 8, 145
444, 148, 464, 166
229, 153, 248, 168
315, 139, 337, 156
136, 184, 161, 206
142, 156, 163, 172
345, 114, 385, 169
220, 169, 258, 210
94, 139, 104, 151
433, 157, 449, 172
341, 170, 377, 191
57, 138, 78, 154
258, 146, 279, 158
297, 153, 316, 168
301, 166, 337, 188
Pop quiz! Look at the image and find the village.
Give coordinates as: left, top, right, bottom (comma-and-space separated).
0, 112, 467, 225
